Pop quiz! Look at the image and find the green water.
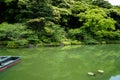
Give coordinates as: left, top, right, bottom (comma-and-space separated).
0, 44, 120, 80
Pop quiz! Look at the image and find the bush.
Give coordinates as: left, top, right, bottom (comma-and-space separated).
27, 17, 46, 32
68, 28, 82, 40
71, 40, 82, 45
41, 22, 67, 43
0, 22, 38, 48
7, 41, 17, 48
52, 24, 67, 42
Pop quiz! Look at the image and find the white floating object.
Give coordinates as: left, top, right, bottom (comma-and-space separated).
97, 70, 104, 73
88, 72, 95, 76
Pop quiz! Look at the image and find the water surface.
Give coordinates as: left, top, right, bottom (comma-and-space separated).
110, 75, 120, 80
0, 44, 120, 80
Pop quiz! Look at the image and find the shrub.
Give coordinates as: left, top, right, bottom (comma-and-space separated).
0, 22, 38, 48
40, 22, 67, 43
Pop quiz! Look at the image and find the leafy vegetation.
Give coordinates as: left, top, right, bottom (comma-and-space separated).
0, 23, 38, 48
0, 0, 120, 48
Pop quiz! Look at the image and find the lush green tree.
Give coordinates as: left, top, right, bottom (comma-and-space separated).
77, 8, 118, 41
74, 0, 93, 4
52, 0, 74, 8
68, 2, 92, 29
21, 0, 53, 20
71, 2, 89, 14
92, 0, 112, 8
0, 0, 21, 23
107, 8, 120, 30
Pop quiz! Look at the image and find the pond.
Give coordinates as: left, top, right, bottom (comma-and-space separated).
0, 44, 120, 80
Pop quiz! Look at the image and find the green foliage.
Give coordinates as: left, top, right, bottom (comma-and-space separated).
107, 8, 120, 30
52, 6, 71, 26
71, 40, 81, 45
92, 0, 112, 8
21, 0, 54, 20
0, 0, 22, 23
52, 0, 74, 8
27, 17, 46, 32
6, 41, 17, 48
71, 2, 89, 14
0, 0, 120, 47
77, 8, 117, 41
52, 24, 67, 42
0, 22, 38, 48
68, 28, 82, 40
43, 22, 67, 43
0, 0, 13, 3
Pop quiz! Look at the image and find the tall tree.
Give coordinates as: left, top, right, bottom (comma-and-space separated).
22, 0, 53, 20
0, 0, 21, 23
92, 0, 112, 8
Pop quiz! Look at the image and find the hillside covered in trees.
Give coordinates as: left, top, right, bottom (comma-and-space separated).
0, 0, 120, 48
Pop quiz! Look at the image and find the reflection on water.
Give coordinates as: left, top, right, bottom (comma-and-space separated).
110, 75, 120, 80
0, 44, 120, 80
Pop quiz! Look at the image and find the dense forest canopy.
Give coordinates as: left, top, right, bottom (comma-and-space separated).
0, 0, 120, 48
